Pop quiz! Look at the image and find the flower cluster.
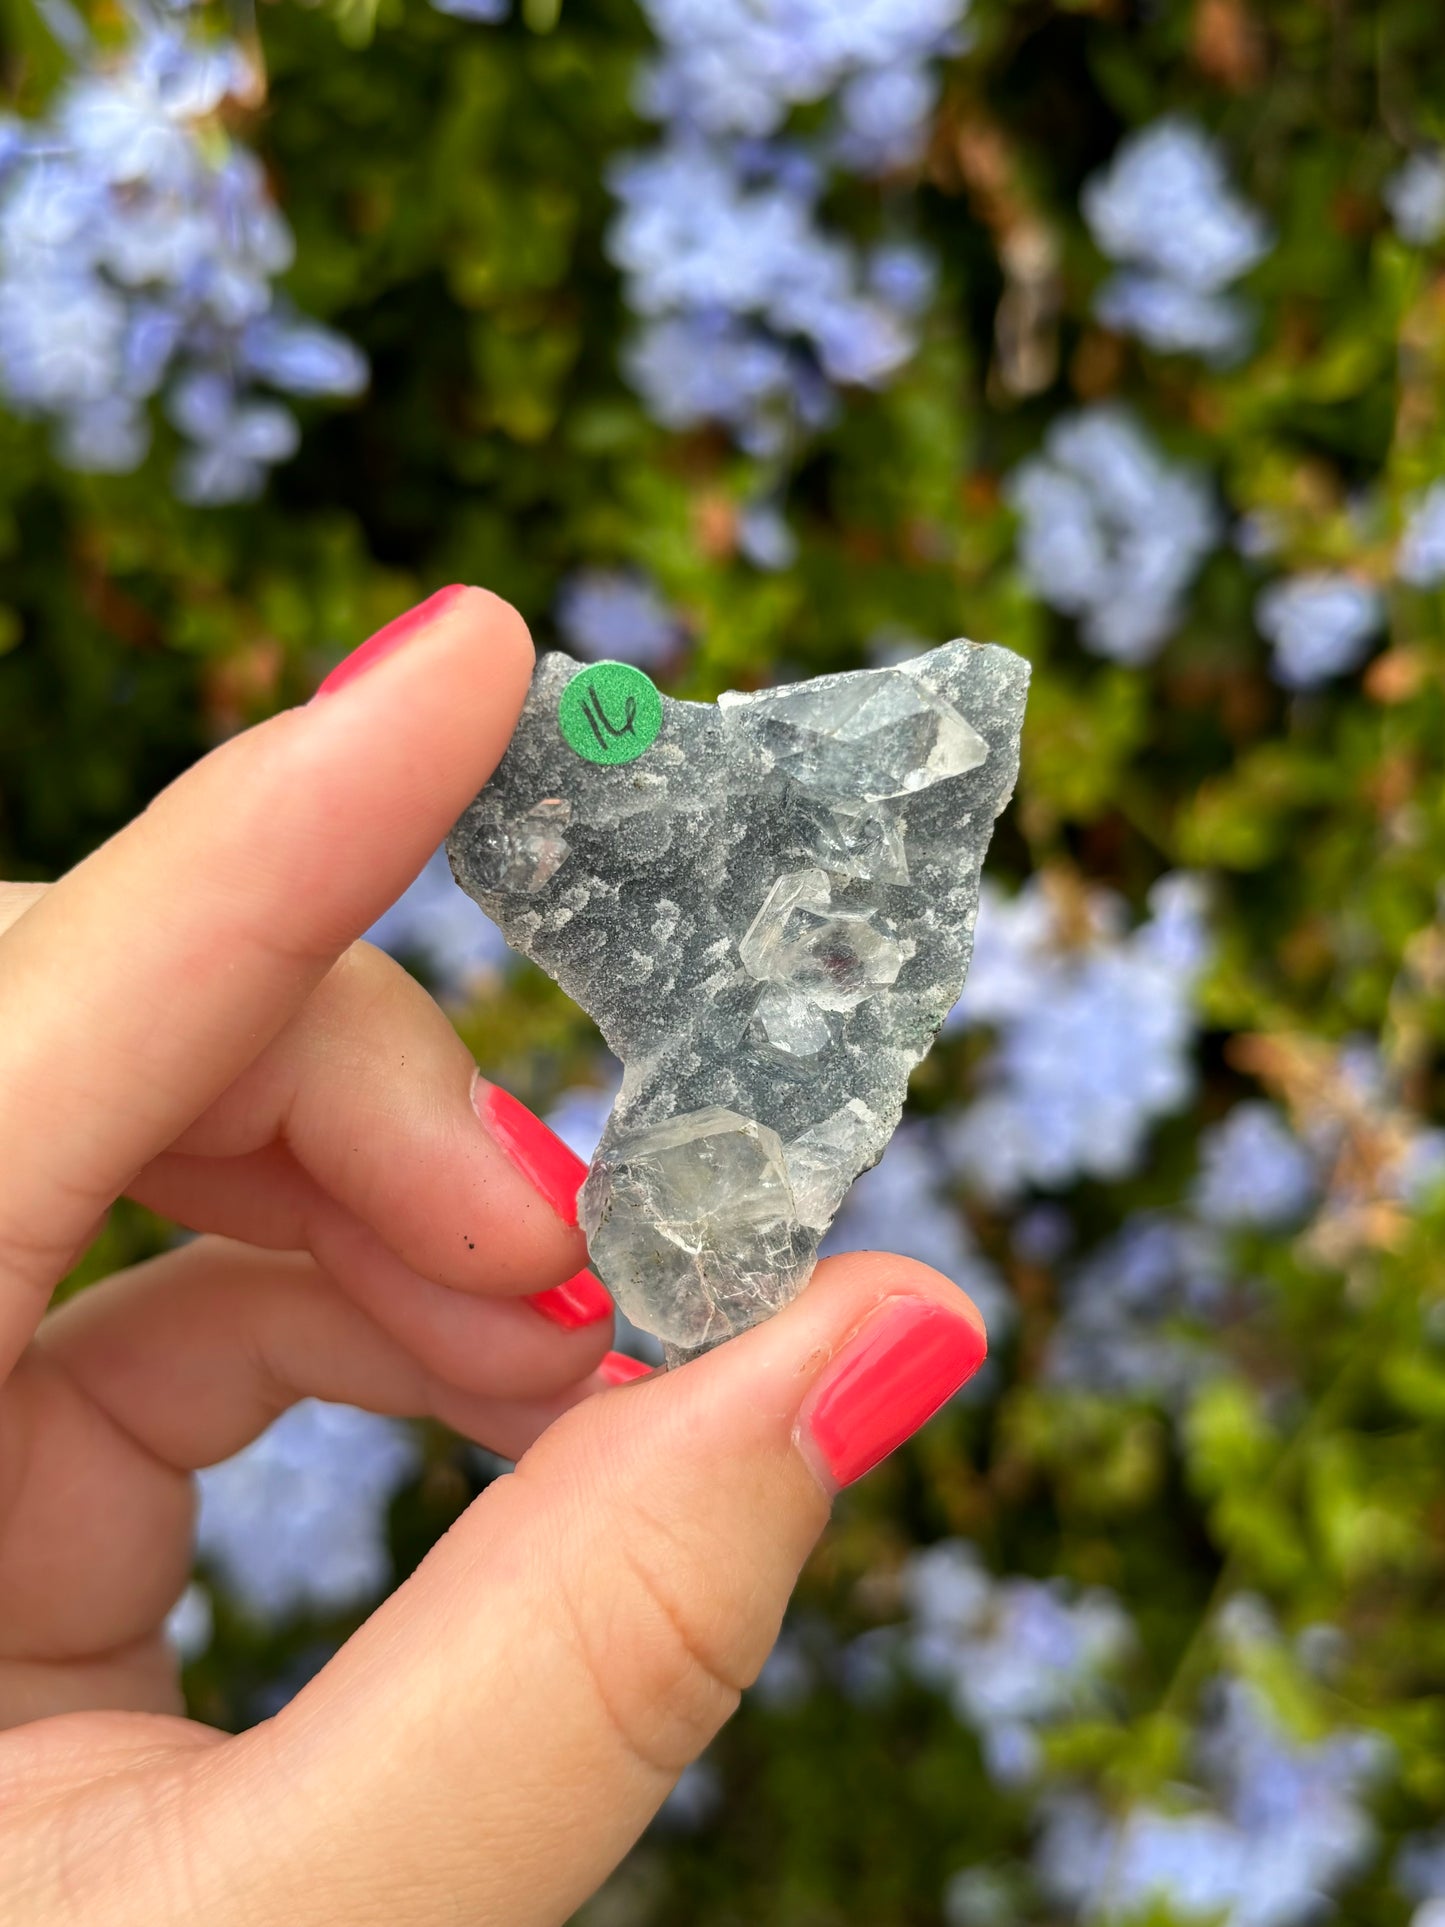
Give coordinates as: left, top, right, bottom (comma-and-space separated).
1045, 1210, 1232, 1400
1254, 572, 1384, 689
944, 872, 1210, 1198
1386, 150, 1445, 246
1192, 1101, 1319, 1231
428, 0, 510, 18
1399, 482, 1445, 587
606, 0, 963, 459
1038, 1671, 1386, 1925
1008, 407, 1220, 664
0, 14, 366, 502
195, 1400, 419, 1621
608, 144, 916, 458
901, 1541, 1133, 1787
635, 0, 967, 149
1044, 1098, 1325, 1403
555, 569, 682, 667
1083, 118, 1271, 362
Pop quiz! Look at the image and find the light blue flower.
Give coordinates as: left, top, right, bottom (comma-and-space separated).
635, 0, 968, 143
428, 0, 510, 17
624, 312, 832, 457
1084, 118, 1271, 292
946, 874, 1209, 1197
903, 1542, 1132, 1788
608, 139, 914, 396
0, 265, 128, 411
866, 239, 938, 314
240, 313, 370, 398
1009, 406, 1219, 663
1194, 1102, 1318, 1230
1398, 481, 1445, 586
169, 371, 299, 505
0, 18, 364, 495
555, 570, 681, 667
1398, 1829, 1445, 1916
1046, 1211, 1229, 1399
1386, 150, 1445, 245
195, 1401, 419, 1621
1037, 1671, 1387, 1926
164, 1581, 214, 1662
1084, 118, 1270, 363
1255, 572, 1383, 687
736, 499, 798, 570
655, 1758, 722, 1832
57, 396, 151, 472
1095, 269, 1253, 361
835, 62, 939, 173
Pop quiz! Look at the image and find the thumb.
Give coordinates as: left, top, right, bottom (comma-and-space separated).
211, 1253, 987, 1927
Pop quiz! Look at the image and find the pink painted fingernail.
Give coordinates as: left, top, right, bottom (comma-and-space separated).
474, 1079, 587, 1228
797, 1297, 987, 1492
313, 585, 471, 698
599, 1351, 653, 1386
529, 1267, 613, 1331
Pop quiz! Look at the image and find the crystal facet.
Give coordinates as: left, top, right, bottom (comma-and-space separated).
717, 663, 989, 800
581, 1106, 812, 1351
785, 1100, 881, 1230
470, 796, 572, 893
448, 641, 1029, 1362
813, 800, 910, 884
740, 868, 909, 1011
750, 984, 835, 1061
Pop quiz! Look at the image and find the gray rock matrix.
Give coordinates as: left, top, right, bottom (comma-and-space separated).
448, 640, 1029, 1364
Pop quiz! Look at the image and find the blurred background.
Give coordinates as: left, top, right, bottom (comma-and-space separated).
3, 0, 1445, 1919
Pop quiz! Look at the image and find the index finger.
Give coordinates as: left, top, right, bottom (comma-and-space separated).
0, 586, 533, 1376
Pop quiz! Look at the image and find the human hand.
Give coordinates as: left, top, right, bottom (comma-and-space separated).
0, 587, 988, 1926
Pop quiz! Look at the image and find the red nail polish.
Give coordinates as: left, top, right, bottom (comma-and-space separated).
475, 1081, 588, 1228
529, 1267, 613, 1331
313, 585, 471, 698
799, 1298, 987, 1491
599, 1351, 652, 1386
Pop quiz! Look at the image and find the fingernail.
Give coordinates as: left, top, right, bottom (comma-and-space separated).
796, 1297, 987, 1492
313, 585, 471, 699
474, 1078, 587, 1228
529, 1267, 613, 1331
599, 1351, 653, 1386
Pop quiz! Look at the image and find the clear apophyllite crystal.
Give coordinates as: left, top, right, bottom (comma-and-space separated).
448, 641, 1029, 1363
472, 797, 572, 893
587, 1107, 814, 1350
812, 801, 910, 884
749, 984, 834, 1061
716, 666, 990, 799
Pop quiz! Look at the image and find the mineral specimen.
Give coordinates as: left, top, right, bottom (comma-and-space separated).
448, 642, 1029, 1363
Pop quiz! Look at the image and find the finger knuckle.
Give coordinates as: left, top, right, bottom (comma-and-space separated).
563, 1505, 747, 1781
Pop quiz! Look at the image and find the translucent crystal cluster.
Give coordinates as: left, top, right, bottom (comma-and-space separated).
449, 640, 1028, 1360
717, 667, 989, 798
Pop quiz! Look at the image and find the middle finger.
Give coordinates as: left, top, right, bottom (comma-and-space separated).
130, 938, 594, 1303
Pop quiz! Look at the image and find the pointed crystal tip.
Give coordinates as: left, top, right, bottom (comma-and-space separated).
719, 665, 989, 801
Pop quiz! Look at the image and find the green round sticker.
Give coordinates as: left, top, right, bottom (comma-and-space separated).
558, 661, 663, 767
